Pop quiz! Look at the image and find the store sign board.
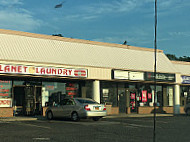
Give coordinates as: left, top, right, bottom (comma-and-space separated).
0, 98, 12, 107
181, 76, 190, 84
113, 70, 129, 79
129, 72, 144, 80
0, 64, 88, 78
113, 70, 144, 80
144, 72, 175, 82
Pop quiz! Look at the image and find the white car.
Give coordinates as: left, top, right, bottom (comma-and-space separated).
46, 98, 107, 121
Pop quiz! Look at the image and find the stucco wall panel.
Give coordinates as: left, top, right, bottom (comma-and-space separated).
87, 67, 111, 80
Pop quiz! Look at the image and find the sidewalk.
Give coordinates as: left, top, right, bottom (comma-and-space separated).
105, 113, 174, 118
0, 116, 45, 122
0, 113, 174, 122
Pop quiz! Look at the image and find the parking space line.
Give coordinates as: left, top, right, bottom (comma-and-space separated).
13, 122, 51, 129
33, 138, 50, 141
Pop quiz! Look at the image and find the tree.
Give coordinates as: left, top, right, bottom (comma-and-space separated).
166, 54, 190, 62
52, 34, 63, 37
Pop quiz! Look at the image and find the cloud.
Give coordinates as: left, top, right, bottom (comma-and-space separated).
169, 32, 190, 37
0, 0, 23, 6
68, 0, 190, 21
61, 0, 140, 21
0, 0, 42, 32
82, 0, 139, 15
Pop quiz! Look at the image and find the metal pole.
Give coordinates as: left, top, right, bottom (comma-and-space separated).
153, 0, 157, 142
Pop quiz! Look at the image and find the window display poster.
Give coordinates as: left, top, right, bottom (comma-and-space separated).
142, 90, 147, 102
131, 93, 135, 99
42, 87, 49, 107
0, 80, 12, 98
0, 98, 12, 107
103, 89, 109, 98
169, 87, 173, 106
148, 93, 152, 99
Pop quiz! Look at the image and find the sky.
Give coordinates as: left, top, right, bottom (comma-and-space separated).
0, 0, 189, 57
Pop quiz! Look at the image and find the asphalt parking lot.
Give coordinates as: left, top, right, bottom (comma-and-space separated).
0, 114, 190, 142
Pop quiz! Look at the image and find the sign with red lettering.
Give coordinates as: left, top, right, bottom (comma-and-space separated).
0, 80, 12, 98
148, 93, 152, 99
0, 99, 12, 107
142, 91, 147, 102
131, 93, 135, 99
0, 64, 88, 78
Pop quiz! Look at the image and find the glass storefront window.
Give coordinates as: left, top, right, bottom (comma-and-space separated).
13, 81, 25, 86
167, 86, 174, 106
0, 80, 12, 108
101, 82, 117, 107
42, 82, 79, 106
138, 84, 163, 107
180, 86, 190, 106
0, 80, 12, 98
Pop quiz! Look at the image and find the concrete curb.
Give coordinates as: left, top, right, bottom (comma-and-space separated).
104, 114, 174, 118
0, 116, 44, 122
0, 114, 175, 122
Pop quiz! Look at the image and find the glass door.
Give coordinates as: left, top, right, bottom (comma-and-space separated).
118, 88, 126, 113
24, 86, 35, 115
34, 86, 42, 115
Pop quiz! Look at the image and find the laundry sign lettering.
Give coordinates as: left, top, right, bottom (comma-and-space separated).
0, 64, 87, 78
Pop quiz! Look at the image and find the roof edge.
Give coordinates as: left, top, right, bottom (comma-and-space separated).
171, 60, 190, 65
0, 28, 163, 53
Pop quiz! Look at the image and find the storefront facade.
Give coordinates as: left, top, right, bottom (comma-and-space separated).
100, 70, 175, 114
0, 63, 90, 117
0, 29, 189, 117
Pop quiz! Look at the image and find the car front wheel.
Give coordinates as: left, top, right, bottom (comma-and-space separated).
47, 111, 53, 120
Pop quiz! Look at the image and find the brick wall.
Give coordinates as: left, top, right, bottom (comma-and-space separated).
111, 107, 119, 115
0, 108, 13, 117
138, 107, 174, 114
180, 106, 185, 114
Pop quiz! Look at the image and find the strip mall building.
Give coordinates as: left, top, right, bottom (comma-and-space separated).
0, 29, 190, 117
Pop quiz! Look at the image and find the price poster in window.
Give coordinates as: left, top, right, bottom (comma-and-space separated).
131, 93, 135, 99
142, 90, 147, 102
148, 93, 152, 99
0, 80, 12, 98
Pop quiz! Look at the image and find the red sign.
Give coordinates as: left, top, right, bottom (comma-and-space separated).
0, 99, 12, 107
0, 80, 11, 97
131, 93, 135, 99
148, 93, 152, 99
142, 91, 147, 102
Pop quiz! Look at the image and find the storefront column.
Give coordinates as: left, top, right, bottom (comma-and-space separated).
92, 80, 100, 103
174, 84, 180, 114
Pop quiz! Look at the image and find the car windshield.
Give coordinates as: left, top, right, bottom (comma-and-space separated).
75, 99, 98, 104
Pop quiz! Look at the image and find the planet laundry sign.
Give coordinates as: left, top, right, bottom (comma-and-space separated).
0, 64, 88, 78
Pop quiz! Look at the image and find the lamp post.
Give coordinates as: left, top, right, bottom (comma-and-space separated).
153, 0, 157, 142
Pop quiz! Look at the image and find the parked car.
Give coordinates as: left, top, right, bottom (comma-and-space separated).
184, 103, 190, 116
46, 98, 107, 121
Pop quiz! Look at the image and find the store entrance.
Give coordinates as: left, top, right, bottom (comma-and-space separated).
13, 85, 42, 116
118, 88, 126, 113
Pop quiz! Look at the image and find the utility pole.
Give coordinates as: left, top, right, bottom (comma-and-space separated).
153, 0, 157, 142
